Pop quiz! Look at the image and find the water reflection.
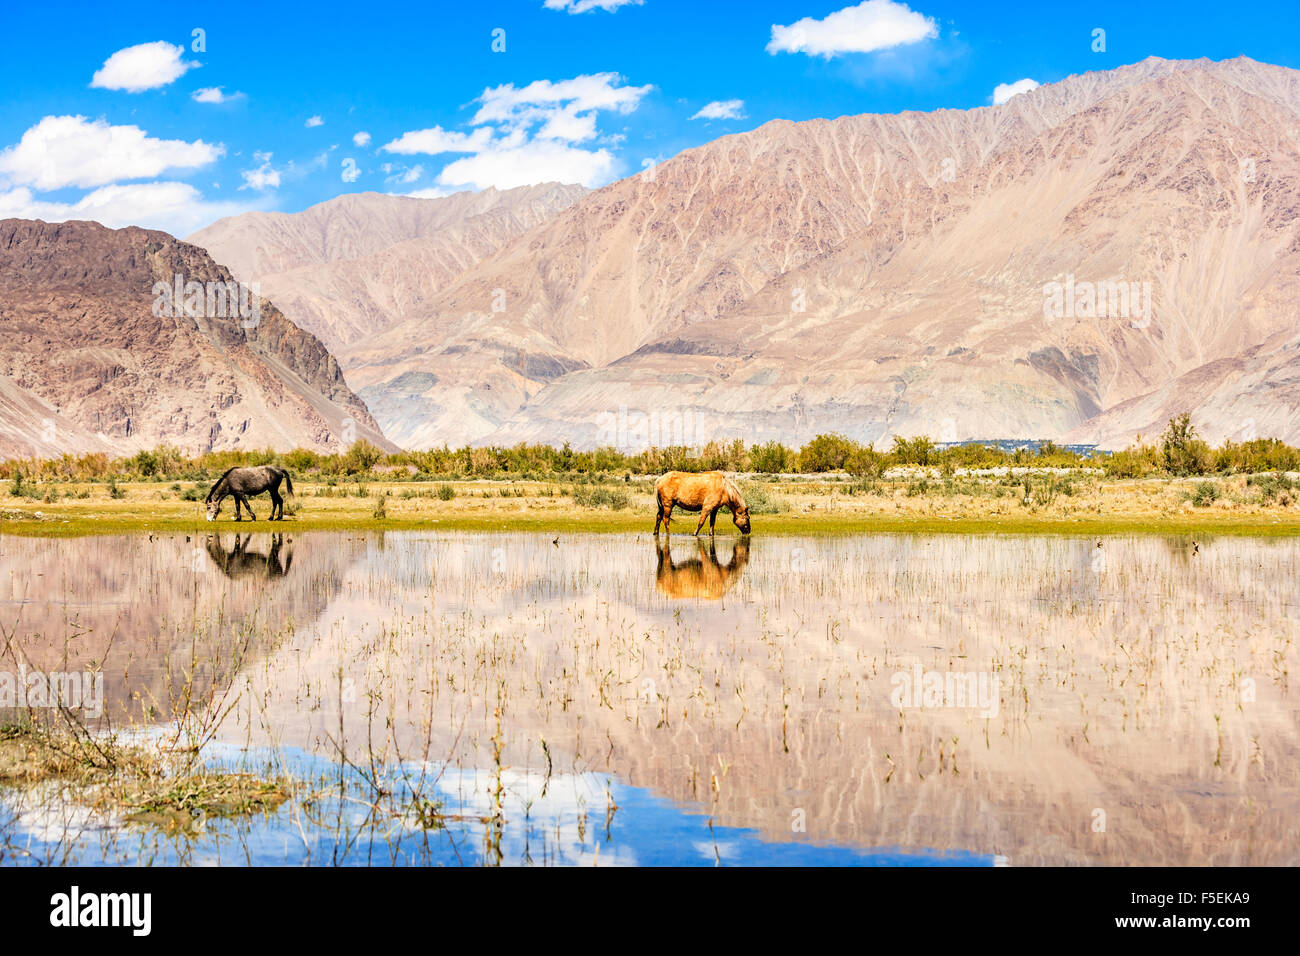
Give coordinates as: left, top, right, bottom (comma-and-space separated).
654, 536, 749, 600
205, 532, 294, 579
1, 530, 1297, 866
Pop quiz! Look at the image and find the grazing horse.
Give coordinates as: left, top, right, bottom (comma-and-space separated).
205, 465, 294, 521
205, 533, 293, 578
655, 536, 750, 600
653, 471, 751, 536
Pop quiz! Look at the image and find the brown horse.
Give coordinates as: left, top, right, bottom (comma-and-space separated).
655, 536, 750, 600
653, 471, 751, 536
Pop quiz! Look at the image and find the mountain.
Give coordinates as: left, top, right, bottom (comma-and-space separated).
188, 185, 587, 355
195, 57, 1300, 450
0, 218, 392, 459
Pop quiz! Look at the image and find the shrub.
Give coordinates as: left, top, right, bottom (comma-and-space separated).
738, 481, 788, 514
1161, 414, 1212, 476
798, 434, 861, 473
1190, 481, 1220, 507
572, 486, 630, 509
436, 483, 457, 501
749, 440, 794, 474
890, 435, 936, 466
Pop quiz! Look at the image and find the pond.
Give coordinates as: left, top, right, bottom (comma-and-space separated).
1, 530, 1296, 865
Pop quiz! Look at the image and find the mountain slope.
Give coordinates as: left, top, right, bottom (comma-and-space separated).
190, 57, 1300, 450
188, 184, 587, 354
0, 218, 392, 459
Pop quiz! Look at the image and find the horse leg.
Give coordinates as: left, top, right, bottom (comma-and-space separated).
270, 488, 283, 521
242, 494, 256, 521
232, 495, 242, 521
663, 503, 674, 535
654, 497, 663, 534
694, 507, 709, 536
709, 507, 718, 537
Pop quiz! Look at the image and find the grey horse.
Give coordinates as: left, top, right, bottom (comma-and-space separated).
205, 465, 294, 521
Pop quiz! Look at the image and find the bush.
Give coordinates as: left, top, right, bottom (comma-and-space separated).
749, 441, 794, 474
1190, 481, 1220, 507
890, 435, 936, 466
738, 482, 788, 514
436, 483, 457, 501
1105, 440, 1162, 478
1161, 414, 1212, 476
572, 486, 631, 509
343, 439, 384, 475
798, 434, 861, 473
1247, 472, 1297, 505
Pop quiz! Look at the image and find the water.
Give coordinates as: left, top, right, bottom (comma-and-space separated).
1, 530, 1297, 866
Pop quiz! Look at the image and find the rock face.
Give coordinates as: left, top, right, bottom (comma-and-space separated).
195, 57, 1300, 450
0, 219, 392, 459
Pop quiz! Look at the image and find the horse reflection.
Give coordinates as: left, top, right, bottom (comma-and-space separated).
206, 533, 294, 579
655, 536, 749, 600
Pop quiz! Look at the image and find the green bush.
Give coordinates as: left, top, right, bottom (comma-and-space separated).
749, 440, 794, 474
1190, 481, 1220, 507
572, 486, 631, 509
1161, 414, 1212, 476
738, 481, 788, 514
436, 483, 456, 501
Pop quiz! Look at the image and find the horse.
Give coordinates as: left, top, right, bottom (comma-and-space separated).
205, 532, 293, 578
655, 536, 749, 600
205, 465, 294, 521
652, 471, 751, 536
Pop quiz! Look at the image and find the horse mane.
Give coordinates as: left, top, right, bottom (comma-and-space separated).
723, 476, 745, 506
206, 466, 239, 503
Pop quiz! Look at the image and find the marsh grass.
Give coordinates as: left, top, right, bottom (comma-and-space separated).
0, 721, 289, 833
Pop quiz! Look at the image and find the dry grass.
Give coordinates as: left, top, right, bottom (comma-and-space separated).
1, 474, 1298, 537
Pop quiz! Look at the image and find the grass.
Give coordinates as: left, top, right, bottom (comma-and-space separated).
0, 474, 1299, 537
0, 721, 289, 834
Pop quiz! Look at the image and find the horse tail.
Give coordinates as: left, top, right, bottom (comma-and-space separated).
282, 470, 294, 496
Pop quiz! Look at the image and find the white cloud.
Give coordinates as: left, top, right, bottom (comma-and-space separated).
0, 181, 258, 237
543, 0, 643, 12
192, 86, 243, 104
438, 139, 613, 190
305, 115, 324, 127
691, 99, 746, 120
240, 152, 281, 190
383, 73, 648, 191
353, 131, 371, 147
382, 125, 495, 155
473, 73, 651, 128
992, 78, 1040, 105
767, 0, 937, 58
0, 115, 222, 191
90, 41, 197, 92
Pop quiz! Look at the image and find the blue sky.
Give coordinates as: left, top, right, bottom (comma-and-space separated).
1, 0, 1297, 236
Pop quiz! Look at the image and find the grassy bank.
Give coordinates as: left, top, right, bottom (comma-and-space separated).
3, 473, 1299, 537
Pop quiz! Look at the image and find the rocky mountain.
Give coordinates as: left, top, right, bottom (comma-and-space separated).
0, 218, 392, 459
194, 57, 1300, 451
188, 185, 587, 355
